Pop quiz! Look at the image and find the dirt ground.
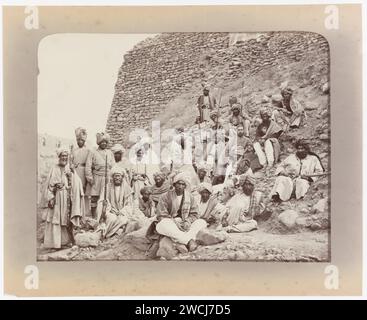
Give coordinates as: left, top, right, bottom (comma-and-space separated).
37, 218, 329, 262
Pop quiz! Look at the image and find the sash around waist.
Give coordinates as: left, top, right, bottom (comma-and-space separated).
93, 171, 109, 177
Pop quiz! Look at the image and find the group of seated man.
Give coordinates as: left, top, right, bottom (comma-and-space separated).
40, 85, 325, 259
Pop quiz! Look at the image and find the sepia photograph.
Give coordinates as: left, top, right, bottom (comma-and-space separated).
37, 31, 330, 262
3, 4, 363, 297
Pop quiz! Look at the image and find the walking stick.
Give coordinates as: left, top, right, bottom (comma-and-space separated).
100, 155, 108, 223
240, 80, 245, 116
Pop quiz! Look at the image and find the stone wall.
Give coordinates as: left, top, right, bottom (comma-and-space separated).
106, 32, 329, 144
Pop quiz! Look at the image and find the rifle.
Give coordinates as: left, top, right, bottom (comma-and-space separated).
214, 88, 223, 172
100, 154, 108, 223
302, 171, 330, 178
240, 80, 244, 116
66, 147, 75, 245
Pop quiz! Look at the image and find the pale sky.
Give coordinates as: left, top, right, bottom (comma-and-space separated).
38, 33, 156, 140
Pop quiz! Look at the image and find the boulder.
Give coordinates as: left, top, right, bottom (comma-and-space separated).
296, 217, 311, 227
227, 252, 236, 260
234, 250, 247, 260
125, 221, 140, 234
40, 248, 79, 261
95, 249, 115, 260
278, 210, 299, 229
156, 237, 178, 260
196, 229, 228, 246
312, 198, 328, 213
322, 82, 330, 94
319, 134, 329, 141
305, 104, 318, 111
310, 222, 322, 231
124, 225, 151, 251
75, 232, 101, 248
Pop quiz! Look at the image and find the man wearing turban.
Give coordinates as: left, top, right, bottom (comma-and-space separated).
85, 132, 115, 218
150, 172, 171, 205
224, 145, 254, 185
196, 165, 212, 184
196, 182, 225, 229
228, 103, 251, 138
138, 186, 155, 218
222, 175, 269, 232
71, 127, 91, 215
111, 143, 132, 183
270, 140, 324, 202
95, 165, 143, 239
253, 107, 283, 175
197, 84, 217, 123
153, 172, 207, 254
40, 147, 85, 249
278, 87, 305, 129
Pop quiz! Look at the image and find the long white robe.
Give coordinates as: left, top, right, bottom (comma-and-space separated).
96, 181, 148, 238
41, 165, 85, 249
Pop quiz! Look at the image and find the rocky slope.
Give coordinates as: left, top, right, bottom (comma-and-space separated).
38, 32, 330, 261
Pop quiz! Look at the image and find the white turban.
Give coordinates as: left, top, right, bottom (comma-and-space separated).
96, 132, 110, 145
56, 146, 69, 158
75, 127, 87, 140
111, 143, 125, 154
173, 172, 190, 185
110, 165, 126, 177
197, 182, 213, 194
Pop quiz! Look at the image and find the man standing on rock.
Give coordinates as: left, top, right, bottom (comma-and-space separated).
197, 85, 217, 123
253, 108, 283, 175
155, 173, 207, 252
71, 127, 91, 216
270, 140, 324, 202
85, 132, 115, 218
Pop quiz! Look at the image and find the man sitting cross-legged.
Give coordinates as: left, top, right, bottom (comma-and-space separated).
95, 166, 144, 239
222, 175, 271, 232
270, 139, 324, 202
154, 173, 207, 252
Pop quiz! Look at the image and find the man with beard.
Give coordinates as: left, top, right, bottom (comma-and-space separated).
150, 172, 171, 206
253, 108, 283, 174
40, 147, 85, 249
95, 166, 134, 239
197, 85, 217, 123
270, 140, 324, 202
196, 165, 212, 184
222, 175, 268, 232
225, 146, 254, 185
197, 182, 224, 229
279, 87, 305, 129
85, 132, 115, 218
155, 173, 206, 252
139, 186, 155, 218
228, 103, 251, 138
111, 143, 131, 183
71, 127, 90, 215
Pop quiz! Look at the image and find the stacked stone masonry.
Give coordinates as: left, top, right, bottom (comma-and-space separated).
106, 32, 329, 144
